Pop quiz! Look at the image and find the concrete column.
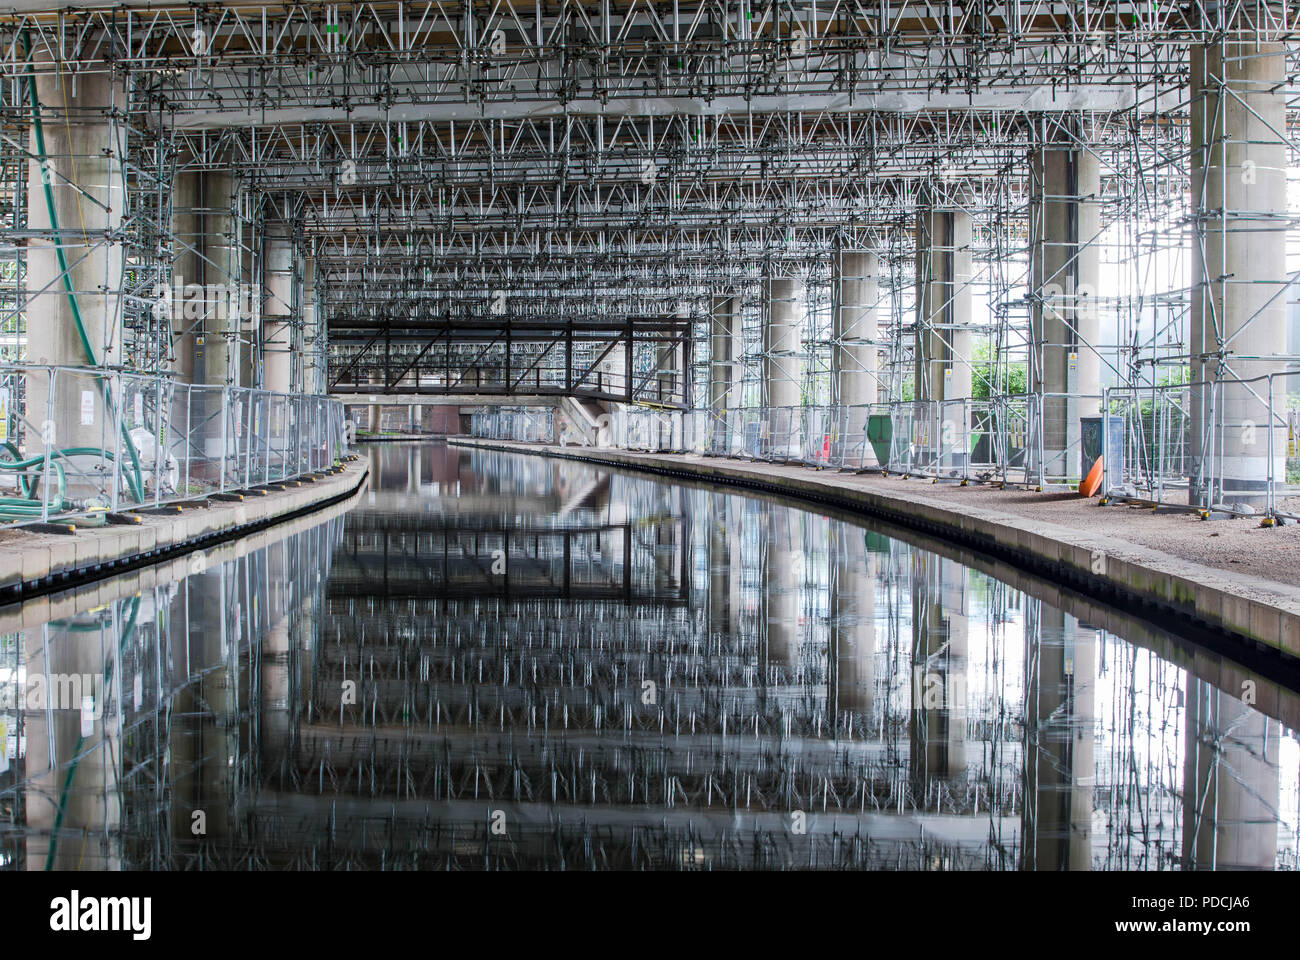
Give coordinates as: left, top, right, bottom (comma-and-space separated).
1030, 132, 1102, 481
1183, 681, 1280, 870
25, 66, 126, 454
196, 172, 240, 387
261, 232, 295, 394
915, 205, 972, 469
301, 253, 325, 395
1191, 36, 1289, 506
708, 296, 737, 453
1022, 608, 1096, 870
833, 251, 880, 463
709, 295, 738, 407
764, 275, 803, 458
170, 171, 201, 384
656, 341, 679, 448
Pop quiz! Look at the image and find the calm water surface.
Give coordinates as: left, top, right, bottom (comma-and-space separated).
2, 442, 1297, 870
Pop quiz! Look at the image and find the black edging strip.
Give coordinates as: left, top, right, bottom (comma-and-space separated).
455, 440, 1300, 694
0, 465, 370, 609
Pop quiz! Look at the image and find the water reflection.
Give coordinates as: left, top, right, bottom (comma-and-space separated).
1, 442, 1297, 870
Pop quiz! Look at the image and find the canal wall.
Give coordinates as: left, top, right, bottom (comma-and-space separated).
449, 439, 1300, 671
0, 469, 367, 632
0, 456, 369, 608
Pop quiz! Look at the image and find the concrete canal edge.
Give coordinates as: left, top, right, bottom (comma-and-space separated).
0, 457, 370, 608
450, 438, 1300, 671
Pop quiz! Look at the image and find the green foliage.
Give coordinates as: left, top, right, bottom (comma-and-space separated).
971, 340, 1027, 400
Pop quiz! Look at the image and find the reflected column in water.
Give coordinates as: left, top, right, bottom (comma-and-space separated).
1022, 606, 1096, 870
763, 504, 800, 667
1183, 681, 1280, 870
707, 494, 730, 639
830, 527, 876, 724
910, 555, 969, 789
23, 617, 122, 870
259, 536, 296, 771
169, 563, 233, 854
407, 445, 422, 495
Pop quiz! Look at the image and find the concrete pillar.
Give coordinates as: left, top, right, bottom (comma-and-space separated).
656, 341, 678, 448
764, 275, 803, 458
910, 554, 968, 788
1183, 681, 1280, 870
25, 66, 126, 455
196, 172, 240, 387
262, 232, 295, 394
1191, 35, 1289, 506
833, 251, 880, 464
709, 296, 736, 412
709, 296, 739, 452
915, 204, 972, 469
1022, 608, 1096, 870
170, 171, 201, 384
302, 253, 325, 395
1030, 131, 1102, 481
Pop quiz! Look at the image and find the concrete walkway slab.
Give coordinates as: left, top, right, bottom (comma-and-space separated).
0, 457, 369, 606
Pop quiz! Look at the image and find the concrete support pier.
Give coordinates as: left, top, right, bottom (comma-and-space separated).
709, 295, 739, 449
261, 231, 296, 394
915, 204, 973, 471
1190, 33, 1289, 507
197, 173, 242, 388
25, 65, 126, 463
1030, 126, 1103, 482
833, 251, 880, 465
763, 276, 803, 459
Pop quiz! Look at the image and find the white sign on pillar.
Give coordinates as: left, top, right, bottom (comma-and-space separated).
80, 391, 95, 426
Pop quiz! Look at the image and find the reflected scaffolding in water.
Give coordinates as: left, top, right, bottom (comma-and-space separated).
1, 442, 1297, 870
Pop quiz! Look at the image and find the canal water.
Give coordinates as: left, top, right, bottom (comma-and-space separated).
2, 441, 1297, 870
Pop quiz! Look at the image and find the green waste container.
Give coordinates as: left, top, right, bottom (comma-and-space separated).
866, 414, 893, 467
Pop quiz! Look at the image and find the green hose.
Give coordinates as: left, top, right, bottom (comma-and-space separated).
23, 30, 145, 506
0, 445, 125, 517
